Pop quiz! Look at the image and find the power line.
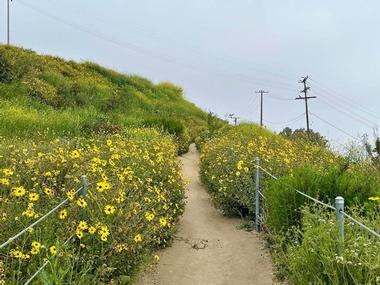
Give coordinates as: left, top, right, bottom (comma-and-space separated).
313, 90, 379, 128
15, 0, 300, 94
315, 94, 376, 129
247, 96, 260, 114
267, 96, 295, 101
264, 112, 305, 125
311, 78, 380, 121
310, 112, 359, 140
48, 0, 299, 89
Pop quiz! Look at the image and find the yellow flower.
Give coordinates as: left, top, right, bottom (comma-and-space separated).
99, 226, 110, 237
30, 247, 40, 255
76, 198, 87, 208
78, 221, 88, 230
10, 250, 23, 258
159, 217, 167, 227
21, 253, 30, 260
76, 229, 84, 239
66, 191, 75, 201
92, 157, 101, 164
100, 235, 108, 242
96, 181, 111, 193
0, 178, 10, 185
59, 209, 67, 219
70, 150, 80, 159
145, 212, 155, 222
104, 205, 116, 215
2, 169, 14, 176
22, 209, 35, 217
368, 196, 380, 201
154, 255, 160, 261
29, 192, 39, 202
49, 246, 57, 255
106, 139, 113, 146
12, 186, 26, 197
115, 244, 124, 252
44, 187, 54, 196
134, 234, 142, 243
32, 241, 41, 249
88, 226, 96, 234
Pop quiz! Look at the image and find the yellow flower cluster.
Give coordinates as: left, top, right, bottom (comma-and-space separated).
0, 128, 185, 280
200, 125, 340, 213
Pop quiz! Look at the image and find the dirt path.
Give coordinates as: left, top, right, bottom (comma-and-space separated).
136, 144, 273, 285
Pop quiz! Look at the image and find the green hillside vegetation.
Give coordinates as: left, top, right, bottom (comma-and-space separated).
0, 45, 212, 153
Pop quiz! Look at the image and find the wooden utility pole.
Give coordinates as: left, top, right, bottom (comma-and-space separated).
228, 113, 239, 126
255, 90, 269, 127
7, 0, 11, 45
296, 76, 316, 132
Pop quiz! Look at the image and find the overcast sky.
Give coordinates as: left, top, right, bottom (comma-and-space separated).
2, 0, 380, 148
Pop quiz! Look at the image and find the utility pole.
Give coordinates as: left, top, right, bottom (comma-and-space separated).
228, 113, 240, 126
7, 0, 11, 45
296, 76, 316, 132
255, 90, 269, 127
233, 116, 239, 126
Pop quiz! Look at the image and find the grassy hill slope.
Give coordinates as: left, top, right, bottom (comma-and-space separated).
0, 45, 212, 152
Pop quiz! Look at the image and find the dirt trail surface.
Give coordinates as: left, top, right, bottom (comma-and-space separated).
136, 144, 273, 285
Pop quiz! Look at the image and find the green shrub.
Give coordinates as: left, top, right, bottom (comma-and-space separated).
284, 207, 380, 285
0, 52, 13, 83
23, 77, 61, 107
265, 166, 380, 235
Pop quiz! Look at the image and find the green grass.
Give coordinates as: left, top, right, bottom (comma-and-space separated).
0, 45, 220, 151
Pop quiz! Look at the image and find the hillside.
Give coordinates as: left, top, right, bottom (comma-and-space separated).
0, 45, 213, 152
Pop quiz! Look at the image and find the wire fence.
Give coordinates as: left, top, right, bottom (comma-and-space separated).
0, 175, 93, 285
253, 158, 380, 251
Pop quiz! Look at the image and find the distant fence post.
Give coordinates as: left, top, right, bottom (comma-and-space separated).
335, 196, 344, 255
79, 175, 88, 220
255, 157, 261, 232
80, 175, 89, 197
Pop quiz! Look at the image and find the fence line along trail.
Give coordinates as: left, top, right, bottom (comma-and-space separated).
136, 144, 273, 285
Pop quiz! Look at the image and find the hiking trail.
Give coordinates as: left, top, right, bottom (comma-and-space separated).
136, 144, 273, 285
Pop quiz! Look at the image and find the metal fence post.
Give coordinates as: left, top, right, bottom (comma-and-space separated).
255, 157, 261, 232
79, 175, 88, 220
335, 196, 344, 255
80, 175, 89, 197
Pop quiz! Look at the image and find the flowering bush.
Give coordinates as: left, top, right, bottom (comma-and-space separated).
0, 128, 185, 284
200, 124, 339, 215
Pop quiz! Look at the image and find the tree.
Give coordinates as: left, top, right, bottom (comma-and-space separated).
280, 127, 328, 148
363, 135, 380, 168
